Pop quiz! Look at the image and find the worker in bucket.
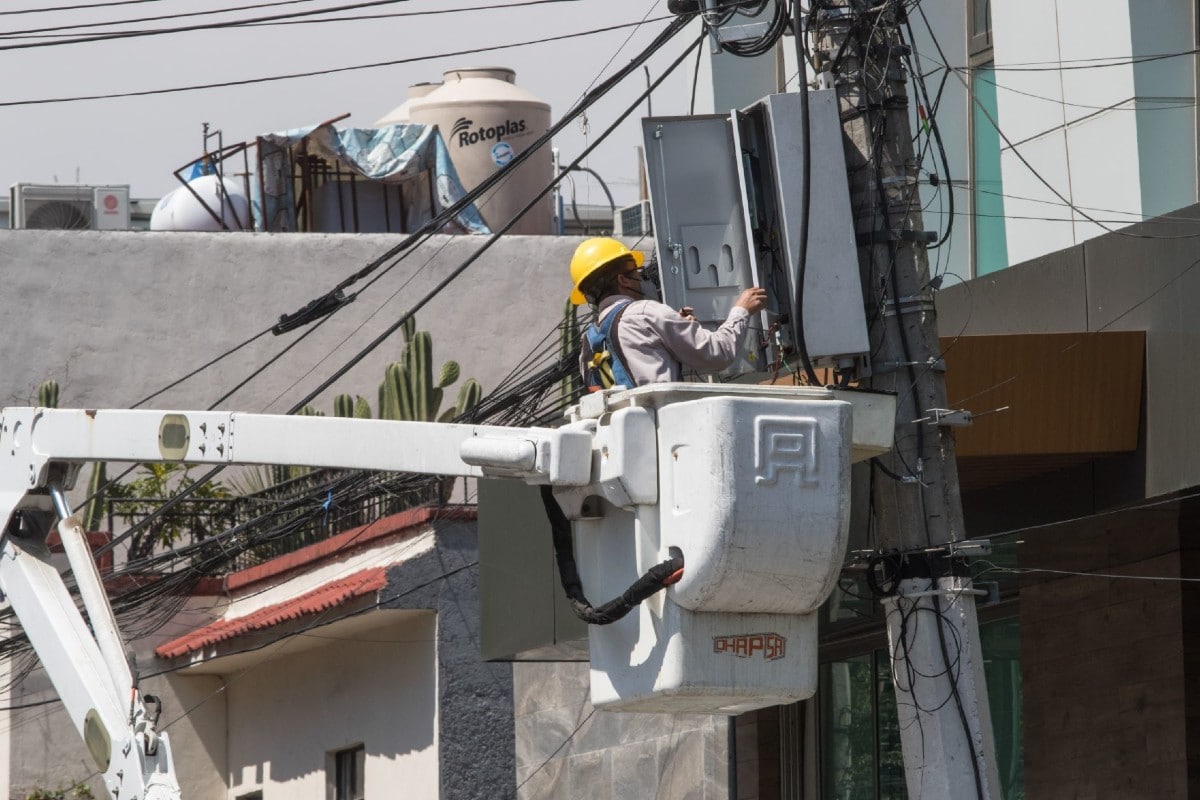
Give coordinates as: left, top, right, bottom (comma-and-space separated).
570, 236, 767, 390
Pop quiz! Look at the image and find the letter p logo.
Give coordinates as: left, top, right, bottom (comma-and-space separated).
754, 416, 819, 487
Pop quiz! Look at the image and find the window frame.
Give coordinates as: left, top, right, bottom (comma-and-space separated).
967, 0, 1003, 278
327, 744, 366, 800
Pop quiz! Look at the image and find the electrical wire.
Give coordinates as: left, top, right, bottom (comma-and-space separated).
1, 0, 589, 40
515, 708, 596, 792
279, 24, 701, 418
914, 3, 1200, 244
565, 166, 616, 233
32, 15, 695, 587
903, 17, 953, 249
789, 0, 820, 386
129, 326, 274, 408
0, 0, 412, 48
717, 0, 788, 57
0, 0, 169, 15
1, 0, 334, 36
811, 5, 987, 796
0, 17, 673, 106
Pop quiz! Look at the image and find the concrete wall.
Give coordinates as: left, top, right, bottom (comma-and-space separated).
0, 229, 598, 799
990, 0, 1197, 263
1019, 503, 1191, 798
7, 651, 228, 800
0, 230, 585, 415
383, 520, 516, 800
223, 613, 439, 799
512, 662, 729, 800
937, 202, 1200, 503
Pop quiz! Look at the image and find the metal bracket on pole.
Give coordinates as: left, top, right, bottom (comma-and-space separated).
870, 357, 945, 375
880, 293, 937, 319
916, 408, 974, 427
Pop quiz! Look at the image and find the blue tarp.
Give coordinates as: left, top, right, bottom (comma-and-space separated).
254, 121, 489, 234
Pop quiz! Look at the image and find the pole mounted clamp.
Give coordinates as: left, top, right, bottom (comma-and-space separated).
881, 293, 936, 319
870, 357, 945, 375
917, 408, 973, 427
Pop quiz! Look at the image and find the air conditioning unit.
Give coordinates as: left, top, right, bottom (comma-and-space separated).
10, 184, 131, 230
613, 200, 652, 237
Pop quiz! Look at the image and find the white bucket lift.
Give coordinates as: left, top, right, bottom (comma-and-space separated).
557, 383, 890, 714
0, 383, 892, 800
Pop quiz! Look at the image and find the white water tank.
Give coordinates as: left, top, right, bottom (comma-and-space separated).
150, 175, 249, 231
410, 67, 552, 235
374, 81, 441, 126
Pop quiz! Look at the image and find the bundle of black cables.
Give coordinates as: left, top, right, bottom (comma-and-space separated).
539, 486, 684, 626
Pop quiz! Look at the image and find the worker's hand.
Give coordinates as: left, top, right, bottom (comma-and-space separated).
679, 306, 696, 321
735, 287, 768, 314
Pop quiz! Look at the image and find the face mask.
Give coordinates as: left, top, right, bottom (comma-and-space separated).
640, 261, 663, 301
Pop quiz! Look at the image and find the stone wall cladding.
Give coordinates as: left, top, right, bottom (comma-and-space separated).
513, 661, 729, 799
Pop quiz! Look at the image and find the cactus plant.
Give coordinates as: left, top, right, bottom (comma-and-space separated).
559, 299, 583, 404
353, 395, 372, 419
37, 379, 108, 532
439, 379, 482, 423
335, 393, 374, 419
330, 316, 484, 427
405, 330, 439, 421
37, 379, 59, 408
438, 360, 460, 388
81, 462, 107, 533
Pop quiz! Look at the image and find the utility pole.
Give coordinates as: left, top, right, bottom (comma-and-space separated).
808, 2, 1002, 797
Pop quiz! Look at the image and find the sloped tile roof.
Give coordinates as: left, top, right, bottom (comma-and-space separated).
156, 567, 387, 659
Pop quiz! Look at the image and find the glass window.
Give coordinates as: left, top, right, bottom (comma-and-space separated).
824, 574, 881, 627
819, 652, 904, 800
982, 618, 1024, 799
818, 617, 1022, 799
971, 0, 992, 41
331, 745, 365, 800
969, 0, 993, 54
972, 62, 1008, 276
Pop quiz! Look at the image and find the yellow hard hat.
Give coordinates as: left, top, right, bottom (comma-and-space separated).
569, 237, 645, 305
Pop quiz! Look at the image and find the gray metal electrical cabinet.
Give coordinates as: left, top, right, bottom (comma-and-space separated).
642, 90, 869, 377
641, 114, 766, 375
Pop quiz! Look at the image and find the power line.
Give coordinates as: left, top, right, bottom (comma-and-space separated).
40, 15, 684, 553
0, 0, 326, 36
979, 48, 1198, 72
980, 563, 1200, 583
1, 0, 583, 38
0, 18, 670, 106
913, 3, 1200, 244
62, 15, 696, 582
0, 0, 168, 16
0, 0, 410, 48
219, 14, 684, 415
0, 0, 580, 41
280, 25, 701, 416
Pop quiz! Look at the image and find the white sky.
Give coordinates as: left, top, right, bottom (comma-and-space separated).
0, 0, 700, 208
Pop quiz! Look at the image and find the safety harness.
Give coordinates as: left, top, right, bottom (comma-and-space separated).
583, 299, 635, 391
550, 298, 685, 624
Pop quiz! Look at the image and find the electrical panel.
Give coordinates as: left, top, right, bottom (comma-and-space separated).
642, 90, 869, 380
640, 114, 765, 376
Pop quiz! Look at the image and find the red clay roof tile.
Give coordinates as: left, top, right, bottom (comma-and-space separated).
155, 566, 388, 659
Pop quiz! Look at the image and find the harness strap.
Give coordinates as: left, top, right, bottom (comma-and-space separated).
583, 300, 635, 390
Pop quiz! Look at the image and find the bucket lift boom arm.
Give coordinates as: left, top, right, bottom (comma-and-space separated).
0, 407, 595, 800
0, 386, 889, 800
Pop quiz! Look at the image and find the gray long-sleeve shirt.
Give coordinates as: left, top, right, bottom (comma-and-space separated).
580, 295, 752, 386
